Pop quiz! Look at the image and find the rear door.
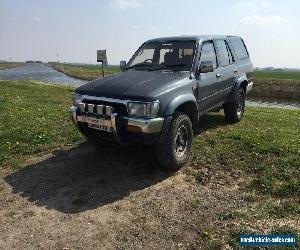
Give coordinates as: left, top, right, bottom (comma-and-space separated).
228, 37, 253, 82
214, 39, 236, 103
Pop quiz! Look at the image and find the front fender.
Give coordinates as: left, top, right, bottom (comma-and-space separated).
164, 93, 198, 116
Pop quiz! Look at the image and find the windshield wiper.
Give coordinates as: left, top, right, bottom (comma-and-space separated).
126, 63, 153, 70
165, 63, 188, 68
151, 63, 189, 71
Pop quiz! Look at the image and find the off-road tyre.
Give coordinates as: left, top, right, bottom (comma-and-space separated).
156, 112, 193, 171
224, 87, 245, 123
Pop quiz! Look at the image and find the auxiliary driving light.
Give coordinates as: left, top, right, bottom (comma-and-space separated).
105, 106, 113, 116
96, 105, 104, 115
78, 103, 86, 113
87, 104, 94, 113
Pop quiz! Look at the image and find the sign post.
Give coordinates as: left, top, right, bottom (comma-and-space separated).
97, 50, 107, 78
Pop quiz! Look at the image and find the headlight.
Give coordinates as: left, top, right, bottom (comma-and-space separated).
128, 101, 159, 118
73, 94, 82, 106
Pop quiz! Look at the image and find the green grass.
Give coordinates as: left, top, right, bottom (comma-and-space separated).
254, 71, 300, 81
62, 63, 120, 72
0, 80, 84, 168
0, 62, 26, 70
191, 108, 300, 198
48, 63, 121, 81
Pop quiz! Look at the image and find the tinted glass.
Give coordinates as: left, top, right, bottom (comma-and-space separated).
215, 40, 230, 67
127, 41, 196, 71
226, 42, 235, 64
199, 42, 217, 68
229, 37, 249, 59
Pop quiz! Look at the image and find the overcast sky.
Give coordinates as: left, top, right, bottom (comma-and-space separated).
0, 0, 299, 68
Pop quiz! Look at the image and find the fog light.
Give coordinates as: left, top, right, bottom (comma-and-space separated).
87, 104, 94, 113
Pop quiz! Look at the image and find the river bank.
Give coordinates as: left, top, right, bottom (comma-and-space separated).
49, 63, 120, 81
248, 79, 300, 101
0, 62, 27, 70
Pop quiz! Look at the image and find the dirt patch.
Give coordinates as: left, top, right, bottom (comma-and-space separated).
0, 142, 263, 249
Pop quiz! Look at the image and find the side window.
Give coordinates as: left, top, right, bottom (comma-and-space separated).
215, 40, 230, 67
229, 37, 249, 60
199, 42, 217, 69
225, 41, 235, 64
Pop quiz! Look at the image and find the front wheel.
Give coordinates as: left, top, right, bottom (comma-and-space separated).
156, 112, 193, 171
224, 87, 245, 123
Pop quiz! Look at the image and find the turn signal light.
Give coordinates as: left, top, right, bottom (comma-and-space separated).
127, 125, 142, 133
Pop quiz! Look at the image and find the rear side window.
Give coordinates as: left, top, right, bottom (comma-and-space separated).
199, 42, 217, 68
229, 37, 249, 60
225, 42, 235, 64
215, 40, 230, 67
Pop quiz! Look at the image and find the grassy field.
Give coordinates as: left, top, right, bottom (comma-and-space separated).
191, 109, 300, 198
1, 80, 299, 195
49, 63, 120, 81
0, 80, 299, 248
0, 81, 83, 168
253, 70, 300, 81
0, 62, 26, 70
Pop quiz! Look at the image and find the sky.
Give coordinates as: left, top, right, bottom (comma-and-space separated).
0, 0, 299, 68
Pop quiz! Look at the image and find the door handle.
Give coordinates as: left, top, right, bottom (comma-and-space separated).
216, 73, 221, 79
234, 69, 238, 74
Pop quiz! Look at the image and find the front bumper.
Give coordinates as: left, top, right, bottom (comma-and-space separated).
70, 105, 164, 144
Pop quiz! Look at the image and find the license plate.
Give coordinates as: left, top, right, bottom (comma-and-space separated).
88, 123, 112, 132
78, 116, 113, 132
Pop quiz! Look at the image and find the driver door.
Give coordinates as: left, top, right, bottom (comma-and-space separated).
197, 41, 222, 113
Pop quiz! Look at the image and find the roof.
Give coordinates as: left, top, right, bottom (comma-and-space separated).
146, 35, 240, 43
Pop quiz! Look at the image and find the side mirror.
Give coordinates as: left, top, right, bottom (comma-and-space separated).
198, 61, 214, 74
120, 60, 126, 71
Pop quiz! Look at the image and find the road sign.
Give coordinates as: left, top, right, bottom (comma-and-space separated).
97, 50, 107, 77
97, 50, 107, 65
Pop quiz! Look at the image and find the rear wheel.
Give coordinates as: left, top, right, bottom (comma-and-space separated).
156, 112, 193, 170
224, 87, 245, 123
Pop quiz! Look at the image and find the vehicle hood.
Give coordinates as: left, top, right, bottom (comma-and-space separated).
75, 70, 190, 101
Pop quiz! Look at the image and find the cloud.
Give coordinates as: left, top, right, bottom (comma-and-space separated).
260, 1, 272, 8
110, 0, 144, 8
238, 14, 286, 27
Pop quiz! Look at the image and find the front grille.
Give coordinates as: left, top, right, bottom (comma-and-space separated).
80, 99, 128, 117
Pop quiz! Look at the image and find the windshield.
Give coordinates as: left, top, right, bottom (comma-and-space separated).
126, 41, 196, 71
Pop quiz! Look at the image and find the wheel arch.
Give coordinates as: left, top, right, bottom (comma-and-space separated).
164, 94, 199, 132
228, 75, 249, 101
